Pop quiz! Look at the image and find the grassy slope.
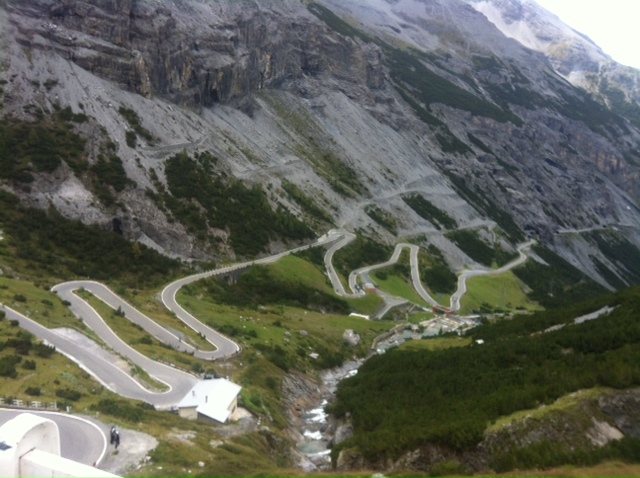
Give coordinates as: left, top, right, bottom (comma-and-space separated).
178, 255, 394, 353
460, 271, 541, 314
399, 336, 472, 351
371, 271, 430, 308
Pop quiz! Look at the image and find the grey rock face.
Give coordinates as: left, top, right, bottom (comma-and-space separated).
2, 0, 640, 287
11, 0, 385, 107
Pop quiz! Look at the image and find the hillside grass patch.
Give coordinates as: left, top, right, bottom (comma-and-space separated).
372, 254, 429, 308
460, 271, 540, 314
487, 387, 609, 433
400, 336, 472, 351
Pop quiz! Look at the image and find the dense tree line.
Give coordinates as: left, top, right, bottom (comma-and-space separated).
420, 244, 457, 294
586, 230, 640, 284
403, 194, 457, 230
445, 229, 517, 267
330, 287, 640, 466
0, 109, 87, 182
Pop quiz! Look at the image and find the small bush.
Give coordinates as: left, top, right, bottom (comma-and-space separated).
25, 386, 41, 396
33, 342, 55, 358
429, 459, 467, 477
125, 131, 137, 148
22, 359, 36, 370
55, 388, 82, 401
90, 398, 144, 422
0, 355, 21, 378
138, 335, 153, 345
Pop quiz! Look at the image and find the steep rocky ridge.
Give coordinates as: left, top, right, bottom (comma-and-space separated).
464, 0, 640, 116
1, 0, 640, 288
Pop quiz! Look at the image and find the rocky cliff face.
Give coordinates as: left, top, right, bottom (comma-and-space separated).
2, 0, 640, 287
18, 0, 384, 106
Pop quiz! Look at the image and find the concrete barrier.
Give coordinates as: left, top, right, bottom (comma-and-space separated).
0, 413, 117, 478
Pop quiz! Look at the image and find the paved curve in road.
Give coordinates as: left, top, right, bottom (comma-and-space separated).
448, 240, 535, 311
2, 302, 198, 409
0, 408, 108, 466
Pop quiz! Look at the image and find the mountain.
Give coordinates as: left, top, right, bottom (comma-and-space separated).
1, 0, 640, 290
466, 0, 640, 199
464, 0, 640, 110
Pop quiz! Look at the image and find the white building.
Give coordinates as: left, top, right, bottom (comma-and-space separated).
177, 378, 242, 424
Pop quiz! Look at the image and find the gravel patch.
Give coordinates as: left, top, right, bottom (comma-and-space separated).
99, 427, 158, 476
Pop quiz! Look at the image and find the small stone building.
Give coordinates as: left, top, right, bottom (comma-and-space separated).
177, 378, 242, 424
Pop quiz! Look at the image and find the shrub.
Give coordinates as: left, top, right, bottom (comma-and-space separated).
430, 459, 468, 477
0, 355, 21, 378
125, 130, 137, 148
25, 386, 41, 396
90, 398, 144, 422
22, 359, 36, 370
90, 154, 131, 192
33, 342, 55, 358
55, 388, 82, 401
6, 333, 32, 355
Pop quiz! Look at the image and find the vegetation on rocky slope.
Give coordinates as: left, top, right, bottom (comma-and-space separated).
513, 244, 608, 308
403, 194, 457, 231
0, 190, 180, 287
0, 108, 87, 182
155, 150, 315, 256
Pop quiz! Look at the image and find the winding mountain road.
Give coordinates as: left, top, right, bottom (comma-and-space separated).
2, 230, 534, 410
328, 239, 535, 313
448, 240, 535, 311
1, 230, 346, 408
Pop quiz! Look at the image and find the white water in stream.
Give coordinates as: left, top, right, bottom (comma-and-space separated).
296, 362, 361, 467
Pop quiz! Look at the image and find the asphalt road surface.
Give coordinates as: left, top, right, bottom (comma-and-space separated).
0, 408, 107, 466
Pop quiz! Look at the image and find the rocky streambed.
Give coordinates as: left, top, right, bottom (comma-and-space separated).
285, 360, 363, 471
